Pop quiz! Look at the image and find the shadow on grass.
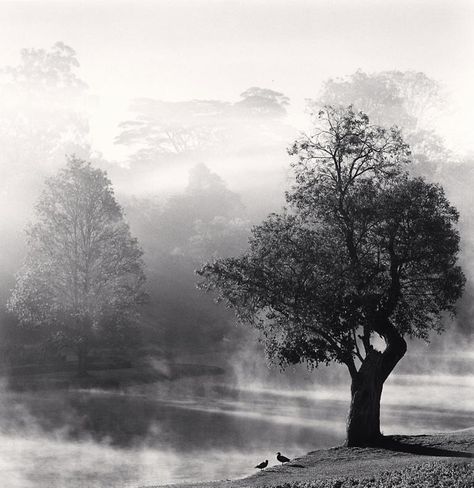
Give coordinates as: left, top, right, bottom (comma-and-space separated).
379, 436, 473, 459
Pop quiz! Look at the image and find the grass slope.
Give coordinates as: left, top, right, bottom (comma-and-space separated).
147, 429, 473, 488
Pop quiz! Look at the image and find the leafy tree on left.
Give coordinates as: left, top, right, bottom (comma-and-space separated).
8, 157, 147, 376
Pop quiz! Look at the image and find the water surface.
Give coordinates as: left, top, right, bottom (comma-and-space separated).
0, 353, 472, 487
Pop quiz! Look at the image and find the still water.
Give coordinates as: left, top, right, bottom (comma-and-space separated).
0, 353, 472, 488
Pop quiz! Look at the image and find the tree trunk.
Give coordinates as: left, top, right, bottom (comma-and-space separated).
76, 316, 92, 377
346, 318, 407, 447
77, 341, 89, 377
346, 351, 384, 446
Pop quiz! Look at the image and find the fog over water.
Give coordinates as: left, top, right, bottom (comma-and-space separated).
0, 347, 472, 487
0, 1, 473, 487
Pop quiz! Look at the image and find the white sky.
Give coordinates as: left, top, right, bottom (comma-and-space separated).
0, 0, 473, 158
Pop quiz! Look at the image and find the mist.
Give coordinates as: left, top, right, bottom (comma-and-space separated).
0, 2, 473, 487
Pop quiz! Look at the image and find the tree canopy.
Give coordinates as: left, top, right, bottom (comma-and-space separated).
8, 157, 146, 373
197, 106, 465, 445
0, 42, 90, 176
317, 70, 444, 131
234, 87, 289, 118
115, 87, 293, 167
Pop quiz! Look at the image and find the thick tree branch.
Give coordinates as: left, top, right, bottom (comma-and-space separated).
373, 316, 407, 382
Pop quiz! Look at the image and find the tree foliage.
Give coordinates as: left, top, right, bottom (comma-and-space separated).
198, 106, 464, 372
0, 42, 90, 175
234, 87, 289, 118
317, 70, 444, 131
0, 42, 91, 273
2, 41, 87, 91
115, 87, 292, 166
8, 157, 146, 370
115, 99, 230, 158
317, 70, 474, 340
120, 164, 250, 354
315, 70, 450, 181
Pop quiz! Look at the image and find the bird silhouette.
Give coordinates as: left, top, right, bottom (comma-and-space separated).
255, 460, 268, 470
277, 452, 290, 463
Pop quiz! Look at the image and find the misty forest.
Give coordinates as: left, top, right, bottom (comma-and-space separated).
0, 3, 472, 488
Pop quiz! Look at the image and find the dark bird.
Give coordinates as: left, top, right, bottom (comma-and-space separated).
277, 452, 290, 463
255, 460, 268, 470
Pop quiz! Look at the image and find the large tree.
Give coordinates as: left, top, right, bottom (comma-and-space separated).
197, 106, 464, 446
8, 157, 146, 375
317, 70, 474, 338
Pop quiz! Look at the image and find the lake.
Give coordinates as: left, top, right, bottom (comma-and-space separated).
0, 351, 472, 488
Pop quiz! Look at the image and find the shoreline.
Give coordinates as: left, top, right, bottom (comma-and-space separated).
143, 428, 473, 488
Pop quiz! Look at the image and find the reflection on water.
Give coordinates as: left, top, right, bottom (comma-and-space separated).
0, 354, 472, 488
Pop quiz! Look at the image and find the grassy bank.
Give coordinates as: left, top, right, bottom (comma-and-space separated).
261, 462, 473, 488
147, 429, 473, 488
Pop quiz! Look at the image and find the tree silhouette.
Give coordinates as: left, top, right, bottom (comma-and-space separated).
197, 106, 464, 446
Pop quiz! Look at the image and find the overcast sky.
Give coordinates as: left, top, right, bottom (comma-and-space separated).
0, 0, 473, 157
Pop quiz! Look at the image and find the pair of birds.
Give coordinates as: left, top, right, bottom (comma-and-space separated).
255, 452, 290, 470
